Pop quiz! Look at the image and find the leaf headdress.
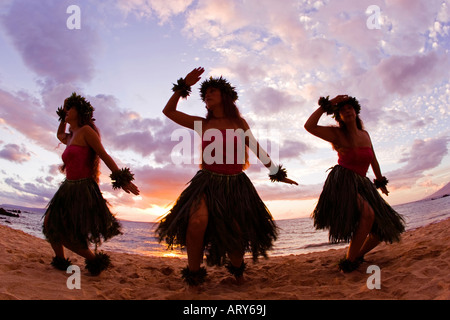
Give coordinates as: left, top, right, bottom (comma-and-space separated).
319, 95, 361, 120
57, 92, 95, 123
200, 76, 238, 102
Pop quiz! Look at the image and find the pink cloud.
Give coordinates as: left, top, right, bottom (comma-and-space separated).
376, 51, 449, 96
0, 86, 192, 172
256, 181, 323, 202
4, 177, 56, 205
388, 136, 449, 188
100, 164, 199, 209
0, 143, 31, 163
86, 93, 184, 162
1, 0, 100, 83
385, 0, 441, 32
279, 140, 313, 160
184, 0, 248, 39
116, 0, 194, 24
0, 89, 55, 150
248, 87, 298, 114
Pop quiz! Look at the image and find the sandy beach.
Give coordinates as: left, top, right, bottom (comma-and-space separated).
0, 218, 448, 301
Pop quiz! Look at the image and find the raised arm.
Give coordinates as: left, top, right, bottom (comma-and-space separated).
305, 95, 352, 144
83, 126, 140, 195
163, 67, 205, 130
57, 120, 69, 145
304, 106, 340, 145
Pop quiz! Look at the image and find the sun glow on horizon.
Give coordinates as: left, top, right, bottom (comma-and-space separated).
115, 204, 170, 223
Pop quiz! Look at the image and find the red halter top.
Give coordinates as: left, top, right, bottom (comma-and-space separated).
337, 146, 374, 177
62, 145, 94, 180
201, 129, 245, 175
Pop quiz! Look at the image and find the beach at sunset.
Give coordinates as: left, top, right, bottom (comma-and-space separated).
1, 217, 448, 300
1, 1, 449, 314
1, 1, 449, 222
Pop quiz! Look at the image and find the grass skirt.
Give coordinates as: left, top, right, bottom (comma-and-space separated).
43, 178, 122, 249
312, 165, 405, 243
156, 170, 278, 266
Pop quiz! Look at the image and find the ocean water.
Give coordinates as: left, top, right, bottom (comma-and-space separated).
1, 196, 449, 259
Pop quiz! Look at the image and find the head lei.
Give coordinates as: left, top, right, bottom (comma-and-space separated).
319, 95, 361, 120
200, 76, 238, 102
65, 92, 95, 122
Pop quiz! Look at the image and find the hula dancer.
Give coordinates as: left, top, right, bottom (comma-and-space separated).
305, 95, 405, 272
43, 93, 140, 275
157, 67, 297, 286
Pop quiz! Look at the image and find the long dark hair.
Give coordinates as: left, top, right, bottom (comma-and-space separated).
205, 93, 244, 125
60, 93, 101, 182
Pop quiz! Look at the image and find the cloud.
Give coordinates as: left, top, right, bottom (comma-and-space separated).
0, 85, 195, 176
86, 93, 185, 163
248, 87, 299, 114
280, 140, 313, 160
376, 51, 449, 96
181, 0, 448, 104
256, 182, 323, 201
0, 89, 56, 150
39, 82, 82, 114
116, 0, 194, 24
0, 0, 100, 83
388, 136, 450, 187
184, 0, 248, 39
4, 177, 56, 205
0, 144, 31, 163
105, 164, 197, 208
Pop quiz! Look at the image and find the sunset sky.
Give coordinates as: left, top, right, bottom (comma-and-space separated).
0, 0, 449, 222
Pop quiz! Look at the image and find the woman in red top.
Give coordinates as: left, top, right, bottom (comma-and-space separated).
305, 95, 405, 272
157, 67, 297, 286
43, 93, 139, 275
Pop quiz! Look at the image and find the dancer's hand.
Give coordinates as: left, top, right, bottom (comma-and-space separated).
185, 67, 205, 86
122, 182, 140, 196
330, 95, 349, 105
380, 186, 389, 196
281, 177, 298, 185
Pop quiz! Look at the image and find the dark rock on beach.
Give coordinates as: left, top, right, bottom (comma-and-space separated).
0, 207, 20, 218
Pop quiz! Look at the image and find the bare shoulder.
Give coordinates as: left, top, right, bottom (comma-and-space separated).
329, 126, 346, 144
79, 125, 100, 145
240, 117, 251, 130
361, 129, 373, 144
80, 125, 98, 136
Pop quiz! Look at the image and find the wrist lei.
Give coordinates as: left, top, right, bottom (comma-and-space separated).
373, 176, 388, 189
56, 106, 66, 122
110, 167, 135, 190
318, 96, 336, 115
172, 78, 192, 98
269, 165, 288, 182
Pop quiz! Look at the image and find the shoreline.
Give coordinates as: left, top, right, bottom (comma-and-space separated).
0, 218, 449, 300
